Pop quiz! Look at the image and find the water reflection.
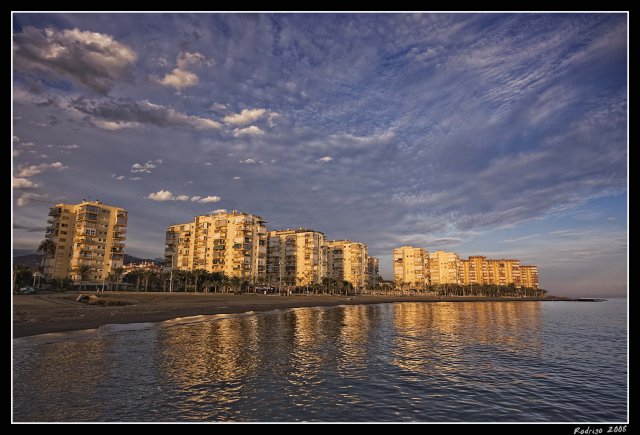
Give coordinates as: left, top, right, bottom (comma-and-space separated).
14, 301, 625, 422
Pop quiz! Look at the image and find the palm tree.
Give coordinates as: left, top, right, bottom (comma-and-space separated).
13, 264, 33, 290
193, 269, 207, 293
123, 269, 143, 291
37, 239, 56, 277
142, 269, 154, 292
111, 266, 125, 291
72, 265, 93, 291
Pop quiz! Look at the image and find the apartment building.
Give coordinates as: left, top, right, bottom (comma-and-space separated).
43, 200, 127, 282
327, 240, 368, 289
459, 255, 490, 285
520, 265, 539, 289
487, 259, 521, 287
165, 210, 267, 281
393, 246, 429, 288
428, 250, 461, 284
266, 228, 328, 286
367, 256, 379, 287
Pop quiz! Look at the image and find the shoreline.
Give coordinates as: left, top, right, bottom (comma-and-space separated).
13, 291, 579, 338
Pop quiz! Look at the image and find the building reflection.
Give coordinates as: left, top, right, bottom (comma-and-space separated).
391, 302, 542, 376
154, 314, 261, 417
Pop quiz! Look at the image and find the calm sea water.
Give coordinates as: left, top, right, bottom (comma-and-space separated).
13, 300, 627, 422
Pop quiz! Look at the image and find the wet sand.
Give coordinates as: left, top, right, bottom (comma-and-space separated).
13, 291, 564, 338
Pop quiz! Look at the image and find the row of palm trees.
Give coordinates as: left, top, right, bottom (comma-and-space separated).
371, 281, 548, 298
114, 270, 358, 294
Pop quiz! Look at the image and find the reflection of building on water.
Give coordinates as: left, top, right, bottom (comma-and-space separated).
156, 315, 261, 396
336, 305, 372, 374
391, 302, 543, 373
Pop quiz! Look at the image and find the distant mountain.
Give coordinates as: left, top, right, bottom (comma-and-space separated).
124, 254, 164, 265
13, 253, 163, 268
13, 248, 36, 257
13, 254, 42, 269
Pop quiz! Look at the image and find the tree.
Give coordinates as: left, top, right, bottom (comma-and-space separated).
123, 269, 143, 291
72, 265, 93, 291
13, 264, 33, 290
111, 267, 125, 291
37, 239, 56, 277
193, 269, 207, 293
142, 269, 154, 292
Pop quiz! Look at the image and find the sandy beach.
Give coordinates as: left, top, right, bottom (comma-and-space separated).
13, 291, 566, 338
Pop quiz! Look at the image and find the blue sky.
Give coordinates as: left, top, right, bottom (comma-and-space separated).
12, 13, 627, 296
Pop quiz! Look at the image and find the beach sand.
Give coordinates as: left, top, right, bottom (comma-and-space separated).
13, 291, 562, 338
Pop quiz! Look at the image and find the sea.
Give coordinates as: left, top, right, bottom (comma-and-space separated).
13, 299, 627, 422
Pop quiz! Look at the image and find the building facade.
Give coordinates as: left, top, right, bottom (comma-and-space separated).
428, 250, 461, 284
459, 255, 489, 285
393, 246, 429, 288
367, 256, 379, 288
266, 228, 328, 287
165, 210, 267, 281
486, 259, 521, 287
43, 200, 127, 282
327, 240, 368, 290
520, 265, 539, 289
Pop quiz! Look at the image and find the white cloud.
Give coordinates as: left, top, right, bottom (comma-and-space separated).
209, 102, 227, 113
224, 108, 267, 126
239, 158, 257, 164
92, 120, 142, 130
156, 51, 210, 91
16, 192, 46, 207
204, 162, 212, 166
147, 190, 221, 203
70, 97, 221, 131
233, 176, 241, 180
131, 160, 160, 173
211, 208, 227, 214
14, 26, 137, 94
17, 161, 67, 177
115, 175, 126, 180
147, 190, 174, 201
59, 144, 80, 149
129, 177, 141, 181
233, 126, 265, 137
13, 149, 21, 157
13, 177, 38, 189
318, 156, 333, 163
13, 136, 20, 142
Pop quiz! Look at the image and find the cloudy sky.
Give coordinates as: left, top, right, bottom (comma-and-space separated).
12, 13, 627, 296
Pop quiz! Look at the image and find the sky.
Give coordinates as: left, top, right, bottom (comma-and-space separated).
12, 13, 627, 297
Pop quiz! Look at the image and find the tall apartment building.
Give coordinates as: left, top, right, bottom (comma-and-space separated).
459, 255, 489, 285
520, 265, 539, 289
428, 250, 461, 284
367, 256, 379, 287
327, 240, 368, 289
487, 259, 521, 287
43, 200, 127, 282
393, 246, 429, 288
165, 210, 267, 281
459, 255, 537, 288
266, 228, 327, 286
